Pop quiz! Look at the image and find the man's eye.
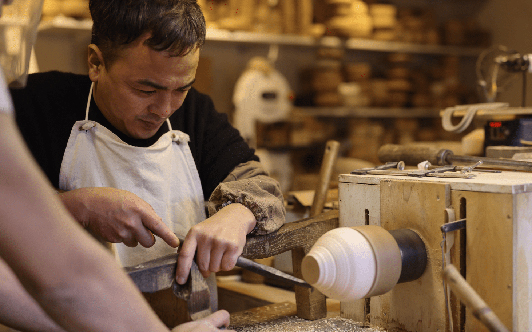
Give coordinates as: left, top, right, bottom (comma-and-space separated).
138, 89, 156, 95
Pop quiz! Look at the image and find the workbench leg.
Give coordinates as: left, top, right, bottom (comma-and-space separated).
292, 247, 327, 320
143, 289, 190, 328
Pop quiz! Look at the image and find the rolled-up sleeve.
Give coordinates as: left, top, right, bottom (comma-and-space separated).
207, 160, 285, 235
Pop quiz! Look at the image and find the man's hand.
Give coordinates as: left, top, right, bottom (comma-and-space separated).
171, 310, 233, 332
176, 203, 256, 283
59, 187, 179, 248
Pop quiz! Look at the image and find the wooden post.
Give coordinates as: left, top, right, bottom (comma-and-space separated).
297, 0, 313, 35
281, 0, 296, 34
292, 247, 327, 320
310, 140, 340, 217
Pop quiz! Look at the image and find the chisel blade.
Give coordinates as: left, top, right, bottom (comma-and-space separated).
237, 257, 312, 288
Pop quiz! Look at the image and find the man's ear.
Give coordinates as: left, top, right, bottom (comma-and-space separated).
88, 44, 105, 81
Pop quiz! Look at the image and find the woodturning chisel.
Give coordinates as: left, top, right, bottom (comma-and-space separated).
125, 252, 311, 294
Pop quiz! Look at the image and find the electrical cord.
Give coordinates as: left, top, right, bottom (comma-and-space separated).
441, 102, 508, 133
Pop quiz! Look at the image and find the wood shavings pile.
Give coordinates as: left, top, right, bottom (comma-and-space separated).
231, 316, 386, 332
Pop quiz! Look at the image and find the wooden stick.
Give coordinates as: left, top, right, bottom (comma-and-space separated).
310, 140, 340, 217
443, 264, 510, 332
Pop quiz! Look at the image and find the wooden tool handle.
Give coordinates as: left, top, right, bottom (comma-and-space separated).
310, 140, 340, 217
378, 144, 451, 166
443, 265, 509, 332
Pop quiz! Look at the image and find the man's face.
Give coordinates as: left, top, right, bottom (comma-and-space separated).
90, 35, 200, 139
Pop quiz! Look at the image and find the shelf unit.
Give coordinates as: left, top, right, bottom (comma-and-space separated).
294, 106, 441, 118
39, 19, 484, 57
207, 29, 483, 57
200, 29, 483, 120
36, 18, 484, 119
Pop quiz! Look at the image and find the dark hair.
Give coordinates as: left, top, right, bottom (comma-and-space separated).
89, 0, 206, 67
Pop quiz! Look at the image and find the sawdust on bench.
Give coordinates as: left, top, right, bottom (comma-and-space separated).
231, 316, 386, 332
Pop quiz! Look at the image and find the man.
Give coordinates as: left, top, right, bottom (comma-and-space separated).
0, 0, 232, 331
11, 0, 284, 317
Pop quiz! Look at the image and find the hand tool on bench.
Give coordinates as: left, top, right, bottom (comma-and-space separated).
407, 165, 476, 179
422, 160, 501, 173
351, 161, 405, 175
352, 162, 476, 178
378, 144, 532, 172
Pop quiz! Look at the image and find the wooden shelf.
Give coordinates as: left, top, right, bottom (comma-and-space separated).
344, 38, 483, 57
38, 18, 93, 34
206, 29, 484, 57
38, 18, 483, 57
294, 106, 442, 118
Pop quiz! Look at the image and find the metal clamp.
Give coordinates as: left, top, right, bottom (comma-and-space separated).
441, 218, 466, 233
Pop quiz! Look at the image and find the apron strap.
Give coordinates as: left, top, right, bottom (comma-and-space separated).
79, 82, 96, 130
85, 82, 94, 121
167, 119, 182, 142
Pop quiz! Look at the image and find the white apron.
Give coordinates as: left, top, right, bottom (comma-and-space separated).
59, 83, 206, 267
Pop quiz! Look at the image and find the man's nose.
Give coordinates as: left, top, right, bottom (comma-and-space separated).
149, 92, 174, 118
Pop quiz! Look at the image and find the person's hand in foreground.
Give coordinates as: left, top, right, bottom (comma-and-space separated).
172, 310, 233, 332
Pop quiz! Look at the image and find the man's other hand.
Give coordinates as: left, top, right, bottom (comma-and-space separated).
176, 203, 256, 283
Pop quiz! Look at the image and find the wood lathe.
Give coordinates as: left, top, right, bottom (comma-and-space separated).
317, 168, 532, 332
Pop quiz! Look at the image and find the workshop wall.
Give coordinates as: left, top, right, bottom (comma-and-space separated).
477, 0, 532, 107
